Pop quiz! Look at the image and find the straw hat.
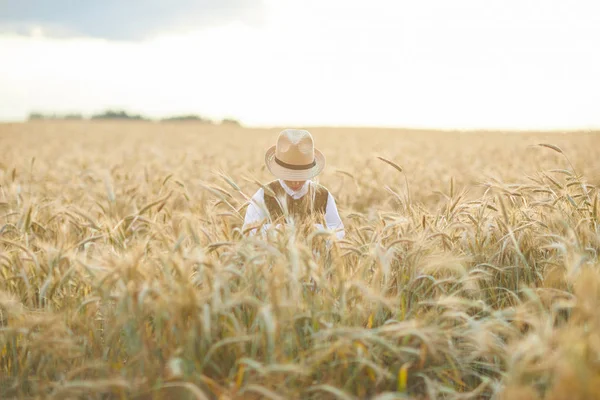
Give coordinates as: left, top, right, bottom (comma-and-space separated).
264, 129, 326, 180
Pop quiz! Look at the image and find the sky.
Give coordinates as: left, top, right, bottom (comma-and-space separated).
0, 0, 599, 130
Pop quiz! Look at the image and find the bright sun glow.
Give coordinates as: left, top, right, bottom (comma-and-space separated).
1, 0, 599, 129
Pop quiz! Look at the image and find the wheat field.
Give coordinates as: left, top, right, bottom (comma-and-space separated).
1, 121, 600, 399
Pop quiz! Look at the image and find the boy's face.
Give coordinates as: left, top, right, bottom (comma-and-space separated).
284, 180, 306, 191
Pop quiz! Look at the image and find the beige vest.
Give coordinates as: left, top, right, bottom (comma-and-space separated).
263, 180, 329, 225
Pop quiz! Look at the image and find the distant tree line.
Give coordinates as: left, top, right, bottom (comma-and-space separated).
29, 112, 84, 120
28, 110, 241, 126
91, 110, 147, 121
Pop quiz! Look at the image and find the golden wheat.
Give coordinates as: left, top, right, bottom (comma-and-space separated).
1, 121, 600, 399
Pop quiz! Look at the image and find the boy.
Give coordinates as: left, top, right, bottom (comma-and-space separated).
242, 129, 344, 239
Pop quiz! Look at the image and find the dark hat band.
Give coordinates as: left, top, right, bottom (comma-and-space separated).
274, 157, 317, 170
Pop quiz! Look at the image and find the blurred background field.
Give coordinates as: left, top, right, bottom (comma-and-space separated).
2, 121, 600, 399
3, 121, 600, 212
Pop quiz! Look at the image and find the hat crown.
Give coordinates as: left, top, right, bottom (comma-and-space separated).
275, 129, 315, 166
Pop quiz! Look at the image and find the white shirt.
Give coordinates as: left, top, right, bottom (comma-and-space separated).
242, 179, 345, 239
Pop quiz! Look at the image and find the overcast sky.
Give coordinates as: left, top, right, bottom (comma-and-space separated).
1, 0, 599, 129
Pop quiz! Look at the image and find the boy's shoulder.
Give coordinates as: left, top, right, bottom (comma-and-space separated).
264, 180, 283, 197
310, 181, 330, 194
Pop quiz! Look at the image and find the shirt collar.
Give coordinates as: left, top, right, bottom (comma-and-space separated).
278, 179, 310, 199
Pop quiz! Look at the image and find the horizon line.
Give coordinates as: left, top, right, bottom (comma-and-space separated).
2, 119, 599, 134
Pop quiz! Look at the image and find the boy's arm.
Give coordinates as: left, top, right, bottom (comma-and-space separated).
324, 192, 345, 239
242, 188, 271, 235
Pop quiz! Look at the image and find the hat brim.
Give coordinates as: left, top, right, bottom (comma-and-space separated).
264, 146, 326, 180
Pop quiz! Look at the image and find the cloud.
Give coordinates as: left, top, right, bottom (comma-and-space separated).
0, 0, 264, 40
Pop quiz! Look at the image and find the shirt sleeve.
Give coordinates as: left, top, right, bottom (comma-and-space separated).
242, 188, 268, 235
325, 192, 345, 239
